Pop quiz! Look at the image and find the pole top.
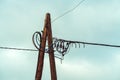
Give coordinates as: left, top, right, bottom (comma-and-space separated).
46, 13, 50, 16
45, 13, 51, 26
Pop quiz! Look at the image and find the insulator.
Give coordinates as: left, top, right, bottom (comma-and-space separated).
74, 43, 77, 48
83, 43, 85, 48
71, 43, 74, 47
79, 43, 81, 48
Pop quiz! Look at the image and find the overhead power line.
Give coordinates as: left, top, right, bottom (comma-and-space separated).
0, 46, 38, 51
46, 37, 120, 59
0, 38, 120, 52
52, 0, 85, 22
0, 46, 63, 60
54, 38, 120, 48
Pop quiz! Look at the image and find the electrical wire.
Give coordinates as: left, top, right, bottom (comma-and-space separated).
50, 37, 120, 60
0, 31, 42, 52
52, 0, 85, 23
1, 38, 120, 52
54, 38, 120, 48
0, 46, 63, 60
1, 31, 120, 60
0, 46, 38, 51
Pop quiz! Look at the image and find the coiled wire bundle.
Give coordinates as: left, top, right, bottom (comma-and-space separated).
32, 31, 86, 61
52, 38, 71, 56
33, 31, 120, 62
52, 38, 86, 56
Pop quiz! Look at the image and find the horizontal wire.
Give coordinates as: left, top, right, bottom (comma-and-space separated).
0, 46, 38, 51
0, 46, 63, 60
0, 39, 120, 52
78, 41, 120, 48
55, 38, 120, 48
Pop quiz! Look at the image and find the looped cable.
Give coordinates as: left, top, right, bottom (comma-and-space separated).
32, 31, 42, 49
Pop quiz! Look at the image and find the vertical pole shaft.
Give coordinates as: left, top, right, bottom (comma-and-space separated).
46, 13, 57, 80
35, 14, 48, 80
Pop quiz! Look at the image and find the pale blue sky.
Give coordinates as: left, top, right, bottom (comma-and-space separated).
0, 0, 120, 80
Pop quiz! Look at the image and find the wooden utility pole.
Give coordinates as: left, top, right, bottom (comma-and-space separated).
35, 13, 57, 80
47, 13, 57, 80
